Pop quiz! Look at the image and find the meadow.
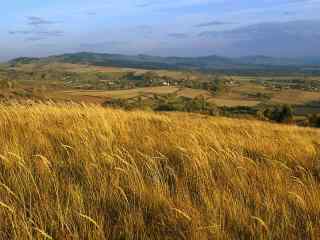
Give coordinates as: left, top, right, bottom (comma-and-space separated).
0, 103, 319, 239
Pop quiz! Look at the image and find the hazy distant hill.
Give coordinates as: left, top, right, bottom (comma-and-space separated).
9, 57, 41, 65
236, 55, 320, 66
8, 52, 320, 71
48, 52, 239, 70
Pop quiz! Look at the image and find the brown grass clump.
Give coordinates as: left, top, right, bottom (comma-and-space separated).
0, 103, 319, 239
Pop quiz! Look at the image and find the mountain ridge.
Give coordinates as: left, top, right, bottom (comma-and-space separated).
8, 52, 320, 71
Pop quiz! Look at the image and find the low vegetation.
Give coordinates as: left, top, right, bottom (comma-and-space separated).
0, 103, 320, 239
103, 94, 220, 116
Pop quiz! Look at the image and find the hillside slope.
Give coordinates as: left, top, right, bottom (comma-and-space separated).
0, 104, 319, 239
8, 52, 320, 71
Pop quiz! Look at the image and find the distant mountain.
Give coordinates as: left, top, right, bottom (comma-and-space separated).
9, 57, 41, 65
235, 55, 320, 66
48, 52, 239, 69
8, 52, 320, 71
8, 52, 239, 70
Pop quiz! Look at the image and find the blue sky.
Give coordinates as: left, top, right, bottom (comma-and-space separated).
1, 0, 320, 60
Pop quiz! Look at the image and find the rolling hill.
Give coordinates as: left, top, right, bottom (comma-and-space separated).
8, 52, 320, 71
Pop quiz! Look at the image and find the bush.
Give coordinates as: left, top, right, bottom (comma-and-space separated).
263, 105, 293, 123
308, 114, 320, 128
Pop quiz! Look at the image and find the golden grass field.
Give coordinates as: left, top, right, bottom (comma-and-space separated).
0, 103, 320, 239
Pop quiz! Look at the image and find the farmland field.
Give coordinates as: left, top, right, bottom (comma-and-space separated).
1, 62, 320, 114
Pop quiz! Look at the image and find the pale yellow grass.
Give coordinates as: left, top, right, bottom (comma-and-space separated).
177, 88, 211, 98
54, 87, 214, 104
270, 89, 320, 105
60, 86, 179, 99
0, 103, 319, 239
208, 98, 260, 107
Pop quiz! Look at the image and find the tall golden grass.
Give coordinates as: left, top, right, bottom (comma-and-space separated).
0, 103, 319, 239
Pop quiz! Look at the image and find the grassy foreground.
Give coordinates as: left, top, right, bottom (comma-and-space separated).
0, 104, 319, 239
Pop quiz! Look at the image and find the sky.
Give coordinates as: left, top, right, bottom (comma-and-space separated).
1, 0, 320, 60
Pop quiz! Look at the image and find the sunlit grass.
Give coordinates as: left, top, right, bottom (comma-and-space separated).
0, 103, 319, 239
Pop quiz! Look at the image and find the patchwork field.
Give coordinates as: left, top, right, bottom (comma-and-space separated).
48, 84, 320, 107
48, 86, 181, 103
32, 82, 316, 108
270, 90, 320, 105
1, 63, 320, 113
